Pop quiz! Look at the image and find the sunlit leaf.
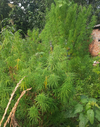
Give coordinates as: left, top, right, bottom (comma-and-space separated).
87, 109, 94, 124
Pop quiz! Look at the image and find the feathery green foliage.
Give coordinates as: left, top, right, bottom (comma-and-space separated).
1, 0, 100, 127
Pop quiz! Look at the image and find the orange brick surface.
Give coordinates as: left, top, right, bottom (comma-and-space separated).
89, 29, 100, 56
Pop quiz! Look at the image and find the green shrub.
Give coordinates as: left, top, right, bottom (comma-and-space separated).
1, 0, 100, 127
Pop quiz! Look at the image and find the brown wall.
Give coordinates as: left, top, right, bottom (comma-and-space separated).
89, 29, 100, 56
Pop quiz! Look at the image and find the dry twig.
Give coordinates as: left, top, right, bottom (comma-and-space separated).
4, 87, 32, 127
0, 76, 25, 127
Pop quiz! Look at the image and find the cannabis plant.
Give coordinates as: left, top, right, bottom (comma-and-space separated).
0, 0, 100, 127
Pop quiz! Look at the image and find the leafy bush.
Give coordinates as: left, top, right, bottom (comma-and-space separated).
1, 0, 100, 127
0, 29, 75, 126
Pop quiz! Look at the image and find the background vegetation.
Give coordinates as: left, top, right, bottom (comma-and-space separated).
0, 0, 100, 127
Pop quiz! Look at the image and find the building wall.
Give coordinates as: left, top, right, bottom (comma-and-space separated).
89, 29, 100, 56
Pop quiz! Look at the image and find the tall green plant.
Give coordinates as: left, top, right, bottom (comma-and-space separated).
0, 28, 75, 126
40, 0, 97, 82
0, 0, 100, 127
40, 0, 96, 57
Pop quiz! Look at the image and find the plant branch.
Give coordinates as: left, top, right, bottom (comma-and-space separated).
4, 87, 32, 127
0, 76, 26, 127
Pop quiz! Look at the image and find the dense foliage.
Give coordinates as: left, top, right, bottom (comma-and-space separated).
0, 0, 54, 37
0, 0, 11, 20
0, 0, 11, 31
2, 0, 54, 37
1, 0, 100, 127
73, 0, 100, 23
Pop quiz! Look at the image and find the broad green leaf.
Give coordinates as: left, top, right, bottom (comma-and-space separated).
85, 103, 91, 111
64, 109, 77, 118
79, 113, 88, 127
81, 98, 88, 104
95, 109, 100, 121
89, 98, 97, 102
74, 104, 83, 114
87, 109, 94, 124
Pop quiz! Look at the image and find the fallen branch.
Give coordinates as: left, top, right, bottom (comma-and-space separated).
4, 87, 32, 127
0, 76, 25, 127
